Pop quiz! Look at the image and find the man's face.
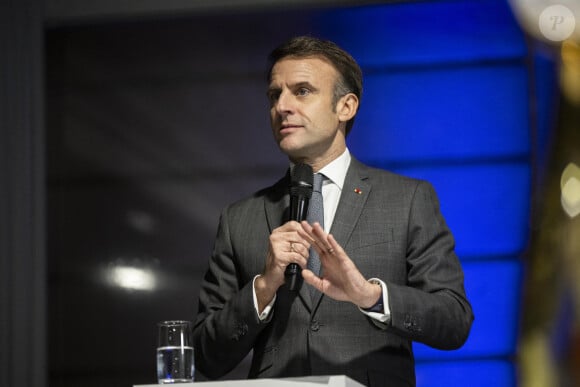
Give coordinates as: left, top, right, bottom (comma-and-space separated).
267, 57, 346, 164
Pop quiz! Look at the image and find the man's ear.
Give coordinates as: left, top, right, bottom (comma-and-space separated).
337, 93, 359, 123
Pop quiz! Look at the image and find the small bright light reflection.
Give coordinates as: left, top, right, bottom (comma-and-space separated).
561, 162, 580, 218
108, 265, 157, 291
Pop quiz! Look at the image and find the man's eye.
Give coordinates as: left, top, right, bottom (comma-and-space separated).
296, 88, 310, 97
268, 92, 280, 104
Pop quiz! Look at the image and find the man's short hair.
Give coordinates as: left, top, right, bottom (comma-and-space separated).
267, 36, 363, 136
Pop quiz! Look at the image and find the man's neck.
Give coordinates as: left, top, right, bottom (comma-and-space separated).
291, 144, 347, 173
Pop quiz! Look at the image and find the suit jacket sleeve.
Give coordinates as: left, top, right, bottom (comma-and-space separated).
192, 202, 270, 379
384, 180, 474, 349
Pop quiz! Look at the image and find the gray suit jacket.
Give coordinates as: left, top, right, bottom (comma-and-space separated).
193, 158, 474, 387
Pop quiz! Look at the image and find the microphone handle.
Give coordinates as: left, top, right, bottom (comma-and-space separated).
285, 195, 309, 290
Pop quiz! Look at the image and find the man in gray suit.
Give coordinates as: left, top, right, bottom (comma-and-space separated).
193, 36, 474, 387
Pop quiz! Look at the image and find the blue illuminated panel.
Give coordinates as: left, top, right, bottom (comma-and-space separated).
416, 360, 516, 387
414, 259, 523, 359
312, 1, 526, 67
348, 65, 530, 163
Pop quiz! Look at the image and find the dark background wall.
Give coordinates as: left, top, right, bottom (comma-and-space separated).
45, 10, 298, 386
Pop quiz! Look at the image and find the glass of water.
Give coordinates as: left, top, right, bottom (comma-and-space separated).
157, 320, 194, 384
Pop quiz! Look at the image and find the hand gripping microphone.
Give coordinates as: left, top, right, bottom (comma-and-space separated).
285, 163, 313, 291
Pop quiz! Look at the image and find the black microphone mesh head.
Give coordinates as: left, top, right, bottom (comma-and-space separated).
290, 163, 313, 198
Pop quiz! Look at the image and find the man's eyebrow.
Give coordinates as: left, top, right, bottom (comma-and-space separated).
292, 81, 317, 90
267, 81, 318, 96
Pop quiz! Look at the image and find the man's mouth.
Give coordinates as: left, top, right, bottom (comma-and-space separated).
280, 123, 301, 133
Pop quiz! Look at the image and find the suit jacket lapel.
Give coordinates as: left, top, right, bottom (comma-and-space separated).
264, 174, 289, 234
329, 158, 371, 249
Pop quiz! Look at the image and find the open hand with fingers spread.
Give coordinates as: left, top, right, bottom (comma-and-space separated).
300, 221, 382, 309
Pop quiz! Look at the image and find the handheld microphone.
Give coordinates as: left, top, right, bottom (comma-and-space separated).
285, 163, 313, 290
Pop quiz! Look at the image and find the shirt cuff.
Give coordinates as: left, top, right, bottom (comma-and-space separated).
358, 278, 391, 323
252, 275, 276, 321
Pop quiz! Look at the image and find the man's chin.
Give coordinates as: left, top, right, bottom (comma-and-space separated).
277, 139, 302, 156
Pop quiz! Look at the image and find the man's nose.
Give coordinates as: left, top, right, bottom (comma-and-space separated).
275, 90, 293, 115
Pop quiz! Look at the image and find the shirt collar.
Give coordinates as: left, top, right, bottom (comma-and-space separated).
318, 148, 351, 191
289, 148, 351, 190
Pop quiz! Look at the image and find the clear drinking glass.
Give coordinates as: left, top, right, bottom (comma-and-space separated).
156, 320, 194, 384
